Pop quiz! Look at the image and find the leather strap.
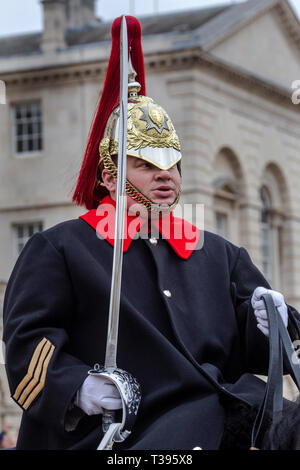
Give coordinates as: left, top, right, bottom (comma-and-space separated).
251, 293, 300, 448
278, 316, 300, 389
251, 293, 283, 448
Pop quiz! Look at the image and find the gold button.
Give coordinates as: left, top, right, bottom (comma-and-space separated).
163, 289, 172, 298
149, 238, 158, 245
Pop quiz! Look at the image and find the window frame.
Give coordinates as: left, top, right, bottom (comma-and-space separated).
12, 221, 44, 259
215, 211, 229, 239
11, 100, 43, 158
260, 187, 273, 286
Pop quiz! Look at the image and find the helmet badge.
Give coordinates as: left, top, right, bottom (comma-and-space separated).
139, 103, 170, 134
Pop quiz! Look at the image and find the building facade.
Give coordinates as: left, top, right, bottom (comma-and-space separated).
0, 0, 300, 435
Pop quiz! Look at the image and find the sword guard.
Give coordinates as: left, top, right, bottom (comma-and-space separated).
89, 365, 141, 448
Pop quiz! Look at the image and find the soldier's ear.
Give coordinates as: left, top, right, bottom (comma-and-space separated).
101, 169, 117, 193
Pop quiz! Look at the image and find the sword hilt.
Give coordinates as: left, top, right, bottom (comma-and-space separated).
102, 410, 116, 433
89, 366, 141, 450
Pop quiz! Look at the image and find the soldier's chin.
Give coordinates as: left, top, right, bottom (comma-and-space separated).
151, 197, 177, 212
151, 194, 176, 206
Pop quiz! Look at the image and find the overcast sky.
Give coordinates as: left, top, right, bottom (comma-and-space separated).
0, 0, 299, 38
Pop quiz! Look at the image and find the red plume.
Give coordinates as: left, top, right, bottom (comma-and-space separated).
72, 16, 146, 209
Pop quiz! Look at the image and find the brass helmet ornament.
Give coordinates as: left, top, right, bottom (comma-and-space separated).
98, 57, 182, 212
73, 16, 182, 213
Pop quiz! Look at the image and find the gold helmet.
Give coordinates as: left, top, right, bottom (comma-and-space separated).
98, 57, 182, 212
73, 16, 181, 212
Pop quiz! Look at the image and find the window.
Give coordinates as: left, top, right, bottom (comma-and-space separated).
260, 188, 273, 285
215, 212, 228, 239
213, 148, 243, 246
13, 222, 43, 257
13, 102, 43, 154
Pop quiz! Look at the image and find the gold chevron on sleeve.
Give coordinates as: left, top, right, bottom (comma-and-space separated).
17, 341, 52, 406
13, 337, 48, 401
23, 344, 55, 410
13, 337, 55, 409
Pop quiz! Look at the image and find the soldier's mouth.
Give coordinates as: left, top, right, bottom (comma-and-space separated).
152, 186, 174, 197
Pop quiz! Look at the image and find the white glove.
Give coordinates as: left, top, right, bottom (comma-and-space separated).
251, 286, 288, 337
75, 374, 122, 416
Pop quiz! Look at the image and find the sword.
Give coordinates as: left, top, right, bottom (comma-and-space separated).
105, 14, 128, 371
91, 15, 141, 451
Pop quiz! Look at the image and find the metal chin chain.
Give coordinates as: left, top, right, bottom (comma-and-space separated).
124, 178, 182, 217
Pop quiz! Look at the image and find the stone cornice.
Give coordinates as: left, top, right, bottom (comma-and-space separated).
275, 1, 300, 50
194, 51, 296, 108
0, 60, 107, 88
0, 47, 298, 110
0, 201, 76, 212
145, 49, 297, 109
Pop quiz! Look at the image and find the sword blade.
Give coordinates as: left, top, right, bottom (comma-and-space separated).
104, 16, 128, 369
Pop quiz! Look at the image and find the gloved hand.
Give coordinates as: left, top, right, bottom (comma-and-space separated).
75, 374, 122, 416
251, 286, 288, 337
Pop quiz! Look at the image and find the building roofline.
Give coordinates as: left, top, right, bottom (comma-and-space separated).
0, 2, 231, 57
0, 45, 297, 111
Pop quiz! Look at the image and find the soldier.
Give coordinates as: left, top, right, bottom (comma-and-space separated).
2, 16, 300, 450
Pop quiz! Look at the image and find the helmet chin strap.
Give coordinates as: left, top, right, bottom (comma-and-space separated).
125, 177, 181, 215
97, 154, 181, 214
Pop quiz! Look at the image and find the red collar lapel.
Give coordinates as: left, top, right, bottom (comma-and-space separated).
79, 196, 200, 260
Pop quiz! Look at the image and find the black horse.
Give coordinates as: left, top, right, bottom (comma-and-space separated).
220, 396, 300, 450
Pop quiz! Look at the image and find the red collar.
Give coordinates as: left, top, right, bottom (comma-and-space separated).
79, 196, 200, 260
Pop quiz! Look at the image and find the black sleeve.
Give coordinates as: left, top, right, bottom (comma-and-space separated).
2, 232, 90, 432
230, 247, 300, 375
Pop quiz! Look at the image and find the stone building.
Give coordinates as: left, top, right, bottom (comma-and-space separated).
0, 0, 299, 437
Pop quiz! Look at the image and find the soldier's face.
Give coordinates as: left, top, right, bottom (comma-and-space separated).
102, 155, 181, 211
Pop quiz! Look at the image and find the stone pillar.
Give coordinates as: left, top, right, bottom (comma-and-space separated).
238, 201, 262, 267
166, 74, 216, 232
281, 216, 300, 311
270, 211, 283, 292
41, 0, 66, 54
